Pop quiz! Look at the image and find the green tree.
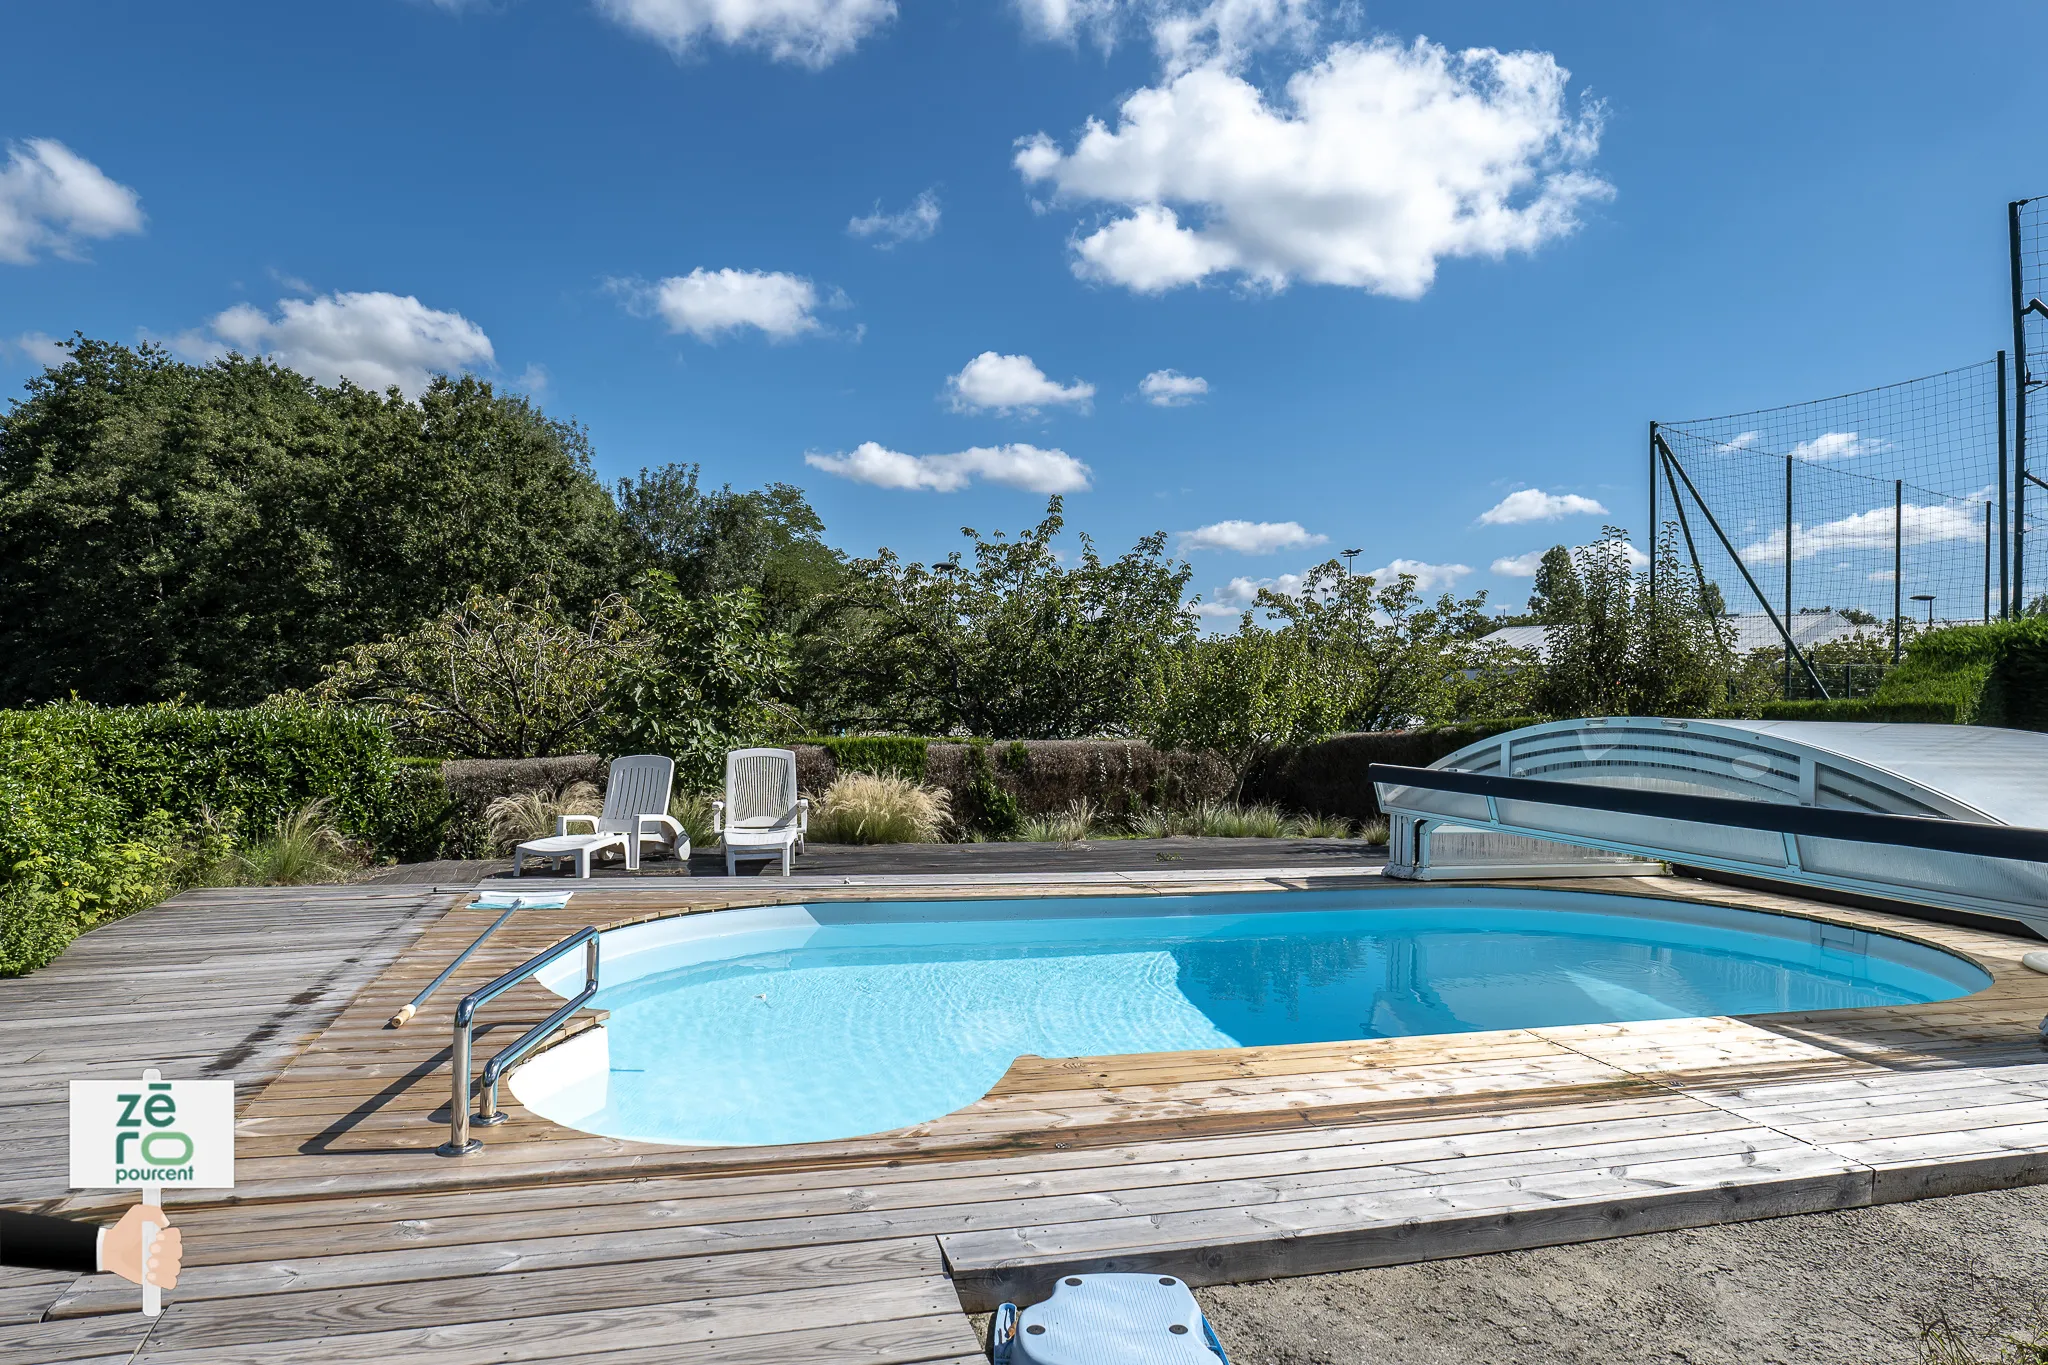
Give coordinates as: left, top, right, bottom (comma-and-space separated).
1151, 563, 1536, 784
812, 498, 1196, 738
1534, 525, 1734, 718
616, 463, 843, 626
310, 587, 640, 758
0, 339, 627, 706
1527, 545, 1585, 624
605, 572, 796, 790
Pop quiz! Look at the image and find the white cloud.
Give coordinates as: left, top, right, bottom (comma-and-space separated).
1478, 488, 1609, 525
1491, 550, 1546, 576
848, 189, 940, 247
0, 139, 144, 265
1179, 519, 1323, 554
1014, 37, 1608, 296
1140, 368, 1208, 406
515, 363, 549, 394
618, 268, 824, 341
187, 291, 494, 396
1017, 0, 1314, 69
1494, 540, 1648, 575
10, 331, 71, 367
1727, 430, 1761, 450
1366, 558, 1472, 593
1014, 0, 1124, 45
1743, 500, 1979, 565
595, 0, 894, 67
1791, 430, 1882, 462
1213, 571, 1307, 605
805, 441, 1092, 493
945, 352, 1095, 414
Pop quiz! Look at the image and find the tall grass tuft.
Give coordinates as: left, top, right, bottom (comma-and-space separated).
1017, 799, 1101, 843
1296, 812, 1357, 839
234, 799, 362, 885
484, 781, 601, 854
1359, 818, 1391, 846
670, 791, 720, 846
810, 772, 951, 844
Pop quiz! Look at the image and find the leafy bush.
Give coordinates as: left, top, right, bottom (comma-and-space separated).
1758, 620, 2048, 729
0, 701, 408, 974
377, 758, 462, 864
809, 772, 950, 844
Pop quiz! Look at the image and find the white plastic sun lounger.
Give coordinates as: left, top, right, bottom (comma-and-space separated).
514, 754, 687, 878
712, 747, 808, 876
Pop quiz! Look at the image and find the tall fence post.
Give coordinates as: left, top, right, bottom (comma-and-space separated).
1987, 501, 1995, 623
1999, 349, 2011, 618
1648, 422, 1659, 603
2012, 201, 2030, 612
1783, 453, 1794, 697
1893, 479, 1904, 664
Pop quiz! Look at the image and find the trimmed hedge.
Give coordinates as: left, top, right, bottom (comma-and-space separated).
0, 702, 417, 975
794, 736, 931, 783
1241, 719, 1543, 823
1759, 620, 2048, 729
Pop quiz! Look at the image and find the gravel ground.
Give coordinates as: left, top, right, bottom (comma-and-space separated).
1177, 1186, 2048, 1365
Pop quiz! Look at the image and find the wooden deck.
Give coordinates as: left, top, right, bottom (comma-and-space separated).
6, 870, 2048, 1364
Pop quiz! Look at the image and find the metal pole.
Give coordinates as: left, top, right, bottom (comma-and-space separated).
1657, 433, 1829, 697
1784, 453, 1794, 697
1999, 350, 2010, 618
1987, 501, 1994, 623
1648, 422, 1659, 603
2011, 201, 2029, 614
1659, 448, 1717, 628
447, 1020, 473, 1154
1892, 479, 1903, 664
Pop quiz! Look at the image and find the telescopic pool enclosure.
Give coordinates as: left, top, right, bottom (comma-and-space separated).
1378, 717, 2048, 938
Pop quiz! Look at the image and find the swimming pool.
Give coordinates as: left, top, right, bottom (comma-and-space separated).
510, 886, 1989, 1148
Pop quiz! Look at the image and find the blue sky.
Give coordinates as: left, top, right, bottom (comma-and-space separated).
1, 0, 2040, 623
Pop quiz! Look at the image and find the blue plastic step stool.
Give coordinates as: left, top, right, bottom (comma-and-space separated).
989, 1273, 1230, 1364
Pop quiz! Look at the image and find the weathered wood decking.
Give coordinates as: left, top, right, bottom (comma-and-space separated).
6, 870, 2048, 1365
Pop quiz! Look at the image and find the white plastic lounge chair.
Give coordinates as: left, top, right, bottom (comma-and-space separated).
513, 754, 687, 878
712, 748, 808, 876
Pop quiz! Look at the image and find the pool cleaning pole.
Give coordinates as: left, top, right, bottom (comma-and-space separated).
390, 898, 529, 1027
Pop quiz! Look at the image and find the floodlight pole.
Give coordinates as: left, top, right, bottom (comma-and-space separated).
1893, 480, 1904, 664
1998, 350, 2010, 618
2011, 201, 2030, 612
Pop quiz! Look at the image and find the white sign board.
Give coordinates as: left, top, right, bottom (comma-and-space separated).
69, 1076, 235, 1190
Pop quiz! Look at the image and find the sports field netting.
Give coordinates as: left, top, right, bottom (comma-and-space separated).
1655, 361, 2007, 633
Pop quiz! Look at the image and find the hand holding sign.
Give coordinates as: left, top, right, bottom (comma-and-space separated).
70, 1069, 231, 1316
102, 1205, 181, 1289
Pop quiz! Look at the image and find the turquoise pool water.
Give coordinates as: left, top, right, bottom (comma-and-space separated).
516, 888, 1988, 1148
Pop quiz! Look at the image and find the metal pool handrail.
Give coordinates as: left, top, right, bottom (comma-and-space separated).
437, 926, 602, 1157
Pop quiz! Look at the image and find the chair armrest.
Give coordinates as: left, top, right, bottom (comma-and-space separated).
796, 797, 810, 833
710, 800, 725, 835
637, 813, 684, 845
558, 814, 599, 836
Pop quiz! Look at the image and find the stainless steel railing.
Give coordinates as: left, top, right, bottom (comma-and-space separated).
437, 926, 602, 1157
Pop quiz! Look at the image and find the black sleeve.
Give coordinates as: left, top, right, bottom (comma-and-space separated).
0, 1210, 99, 1273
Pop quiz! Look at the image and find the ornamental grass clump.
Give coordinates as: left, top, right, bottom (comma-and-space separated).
1017, 799, 1102, 843
233, 799, 362, 886
810, 772, 950, 844
483, 781, 601, 854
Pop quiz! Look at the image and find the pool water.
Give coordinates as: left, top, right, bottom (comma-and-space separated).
513, 888, 1988, 1148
